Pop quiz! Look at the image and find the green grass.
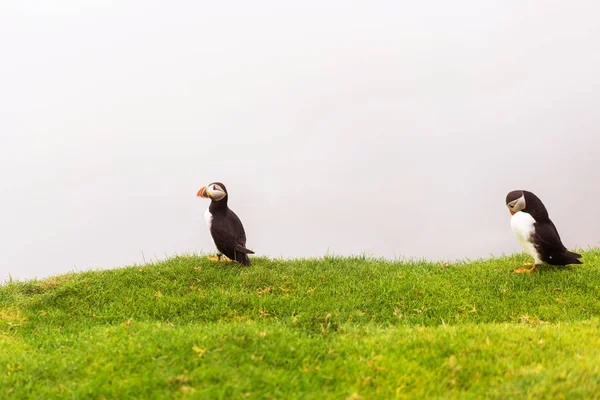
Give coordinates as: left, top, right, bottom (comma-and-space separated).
2, 250, 600, 399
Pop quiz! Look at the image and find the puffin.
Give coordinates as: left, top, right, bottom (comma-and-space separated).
505, 190, 582, 273
196, 182, 254, 266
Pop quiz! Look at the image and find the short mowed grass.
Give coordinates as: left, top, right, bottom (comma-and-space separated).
2, 250, 600, 399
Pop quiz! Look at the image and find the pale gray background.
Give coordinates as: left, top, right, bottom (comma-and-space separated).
1, 1, 599, 282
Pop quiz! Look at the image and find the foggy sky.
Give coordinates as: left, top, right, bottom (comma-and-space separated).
1, 1, 599, 282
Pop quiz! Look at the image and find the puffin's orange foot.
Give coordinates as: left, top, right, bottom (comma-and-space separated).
513, 264, 537, 273
207, 255, 232, 262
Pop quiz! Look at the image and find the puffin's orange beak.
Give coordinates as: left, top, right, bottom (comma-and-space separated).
197, 186, 209, 198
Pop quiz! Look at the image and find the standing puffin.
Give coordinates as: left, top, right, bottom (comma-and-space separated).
506, 190, 582, 273
197, 182, 254, 266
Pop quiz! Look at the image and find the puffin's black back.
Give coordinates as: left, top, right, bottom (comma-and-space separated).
208, 183, 252, 266
521, 191, 549, 221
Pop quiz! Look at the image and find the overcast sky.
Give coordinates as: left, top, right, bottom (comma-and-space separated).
1, 1, 599, 282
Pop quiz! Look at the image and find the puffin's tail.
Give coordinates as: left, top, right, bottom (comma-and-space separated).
570, 251, 583, 259
554, 250, 583, 265
234, 244, 254, 266
566, 250, 583, 263
235, 244, 255, 254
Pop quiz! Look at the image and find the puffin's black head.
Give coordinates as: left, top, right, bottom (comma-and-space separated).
506, 190, 526, 215
506, 190, 549, 219
197, 182, 228, 202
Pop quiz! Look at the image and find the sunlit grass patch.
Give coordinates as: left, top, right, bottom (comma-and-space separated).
1, 249, 599, 398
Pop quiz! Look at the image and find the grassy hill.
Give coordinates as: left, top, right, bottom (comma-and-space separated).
2, 250, 600, 399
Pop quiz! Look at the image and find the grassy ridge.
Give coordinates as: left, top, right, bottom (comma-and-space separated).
1, 250, 600, 398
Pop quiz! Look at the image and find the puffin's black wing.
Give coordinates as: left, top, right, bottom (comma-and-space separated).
211, 210, 254, 265
533, 219, 582, 265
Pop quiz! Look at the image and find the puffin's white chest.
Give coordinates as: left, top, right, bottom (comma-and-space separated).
511, 211, 542, 263
204, 207, 218, 251
204, 207, 213, 230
